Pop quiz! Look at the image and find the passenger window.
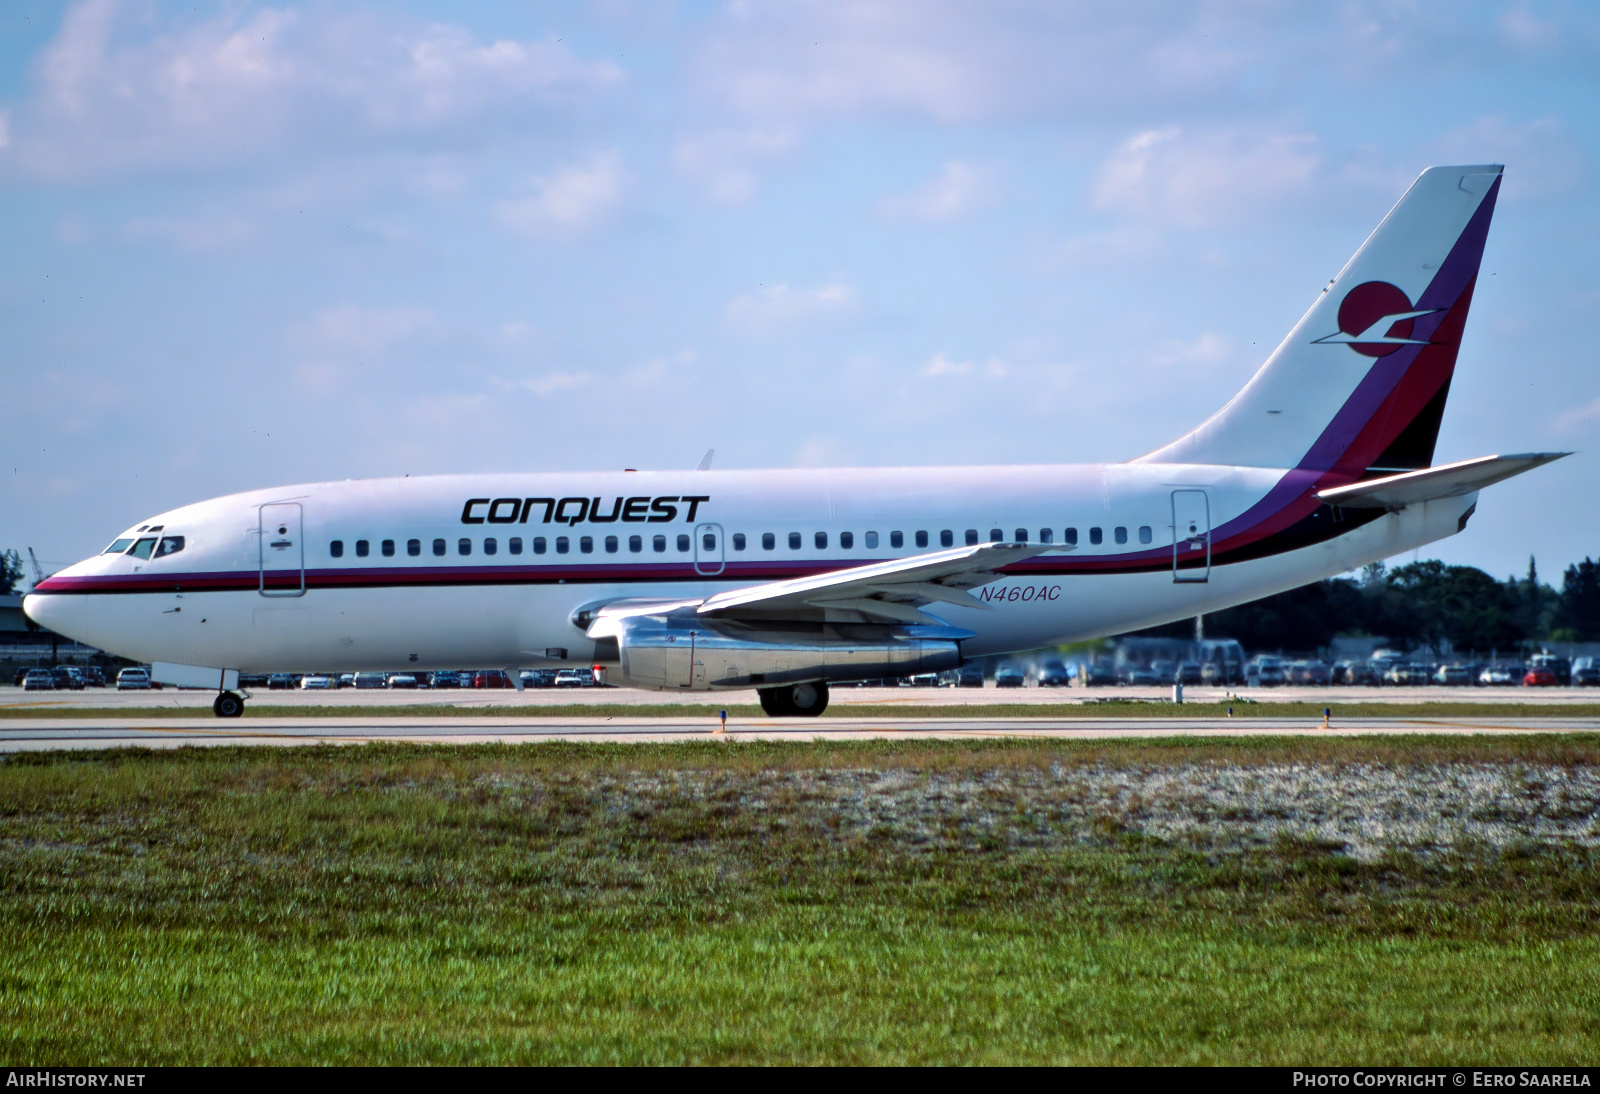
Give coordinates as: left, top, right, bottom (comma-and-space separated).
533, 537, 547, 555
965, 529, 978, 546
556, 537, 569, 554
1089, 527, 1102, 545
154, 536, 185, 558
940, 530, 953, 548
915, 531, 928, 548
381, 539, 395, 557
1014, 529, 1028, 543
408, 539, 421, 557
890, 531, 904, 549
815, 531, 828, 549
330, 540, 344, 558
629, 535, 643, 553
433, 538, 446, 556
104, 538, 134, 554
1065, 528, 1078, 546
653, 535, 667, 553
762, 532, 775, 550
990, 529, 1003, 543
704, 533, 717, 551
840, 531, 853, 549
605, 536, 618, 553
1139, 526, 1153, 544
128, 538, 157, 559
458, 538, 471, 556
676, 534, 690, 552
580, 536, 594, 554
1115, 526, 1128, 545
508, 537, 522, 555
1040, 528, 1053, 544
732, 533, 746, 551
788, 532, 801, 550
865, 531, 879, 549
356, 540, 370, 558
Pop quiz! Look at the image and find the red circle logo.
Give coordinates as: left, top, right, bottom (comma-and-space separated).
1336, 281, 1415, 357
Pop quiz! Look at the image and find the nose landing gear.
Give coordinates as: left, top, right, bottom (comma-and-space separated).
213, 692, 245, 718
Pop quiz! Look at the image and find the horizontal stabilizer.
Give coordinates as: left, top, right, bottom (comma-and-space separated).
1315, 452, 1569, 509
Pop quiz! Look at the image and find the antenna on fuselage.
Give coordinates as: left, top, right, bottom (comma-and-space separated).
696, 449, 715, 471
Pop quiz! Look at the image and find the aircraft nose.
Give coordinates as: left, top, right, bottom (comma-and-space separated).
22, 592, 91, 647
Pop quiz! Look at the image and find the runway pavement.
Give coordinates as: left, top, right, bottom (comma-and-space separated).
3, 712, 1598, 751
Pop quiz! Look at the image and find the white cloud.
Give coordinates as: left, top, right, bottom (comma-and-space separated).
1554, 397, 1600, 433
1153, 333, 1232, 368
921, 352, 1007, 378
122, 214, 259, 252
497, 154, 624, 239
499, 372, 595, 397
673, 128, 798, 203
293, 306, 436, 354
724, 282, 853, 334
694, 3, 1259, 126
4, 0, 622, 179
1091, 127, 1321, 228
879, 161, 995, 222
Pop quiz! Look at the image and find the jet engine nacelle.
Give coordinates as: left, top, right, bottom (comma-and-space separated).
587, 605, 962, 691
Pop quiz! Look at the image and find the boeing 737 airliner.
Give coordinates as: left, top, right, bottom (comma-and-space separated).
24, 165, 1565, 718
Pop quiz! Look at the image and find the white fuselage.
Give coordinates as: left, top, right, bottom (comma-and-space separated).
24, 462, 1473, 681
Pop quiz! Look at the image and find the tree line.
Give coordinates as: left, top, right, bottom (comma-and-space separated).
1140, 556, 1600, 655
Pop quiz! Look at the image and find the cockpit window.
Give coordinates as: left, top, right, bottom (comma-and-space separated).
153, 536, 185, 558
127, 538, 157, 560
104, 539, 134, 554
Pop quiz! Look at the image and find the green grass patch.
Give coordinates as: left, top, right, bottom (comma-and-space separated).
5, 700, 1600, 719
2, 738, 1598, 1063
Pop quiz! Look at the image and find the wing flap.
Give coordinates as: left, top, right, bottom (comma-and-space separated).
696, 541, 1060, 623
1315, 453, 1569, 509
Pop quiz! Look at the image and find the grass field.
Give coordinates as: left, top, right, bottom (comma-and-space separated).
3, 736, 1599, 1064
7, 700, 1600, 719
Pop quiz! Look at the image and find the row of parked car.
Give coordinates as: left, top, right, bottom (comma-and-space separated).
15, 666, 159, 690
237, 668, 605, 691
1240, 653, 1597, 687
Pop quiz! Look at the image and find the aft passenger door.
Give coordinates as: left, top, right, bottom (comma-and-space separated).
1171, 489, 1210, 584
694, 523, 725, 577
259, 502, 306, 597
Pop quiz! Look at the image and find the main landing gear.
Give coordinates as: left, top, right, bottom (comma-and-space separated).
213, 692, 245, 718
757, 681, 829, 718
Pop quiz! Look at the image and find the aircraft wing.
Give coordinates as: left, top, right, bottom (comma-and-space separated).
695, 541, 1062, 625
1315, 452, 1569, 509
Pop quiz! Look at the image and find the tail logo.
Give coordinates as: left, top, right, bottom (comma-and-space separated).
1312, 281, 1439, 357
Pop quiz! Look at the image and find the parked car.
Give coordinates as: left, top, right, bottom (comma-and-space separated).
942, 666, 985, 688
905, 673, 941, 687
1150, 659, 1178, 683
1083, 662, 1117, 687
299, 675, 335, 690
1332, 660, 1374, 686
1288, 660, 1331, 686
51, 667, 85, 690
353, 672, 389, 689
22, 668, 56, 691
1523, 666, 1558, 687
472, 670, 516, 689
1572, 658, 1600, 687
1037, 661, 1071, 687
552, 668, 590, 688
79, 666, 106, 687
1200, 660, 1242, 686
267, 673, 297, 690
1434, 663, 1473, 686
993, 664, 1026, 688
1174, 661, 1203, 685
1382, 662, 1429, 686
238, 673, 270, 688
1119, 665, 1159, 686
1248, 657, 1286, 687
387, 673, 419, 689
1529, 654, 1572, 686
116, 667, 152, 690
1478, 663, 1520, 686
430, 670, 462, 689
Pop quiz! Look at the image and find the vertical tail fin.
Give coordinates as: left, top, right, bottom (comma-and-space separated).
1139, 165, 1502, 475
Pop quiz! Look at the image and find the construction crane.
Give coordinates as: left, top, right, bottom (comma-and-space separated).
26, 548, 46, 588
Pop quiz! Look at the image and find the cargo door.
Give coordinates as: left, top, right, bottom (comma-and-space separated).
1171, 489, 1211, 584
259, 502, 306, 597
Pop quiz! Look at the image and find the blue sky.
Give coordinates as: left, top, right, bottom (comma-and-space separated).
3, 1, 1597, 584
